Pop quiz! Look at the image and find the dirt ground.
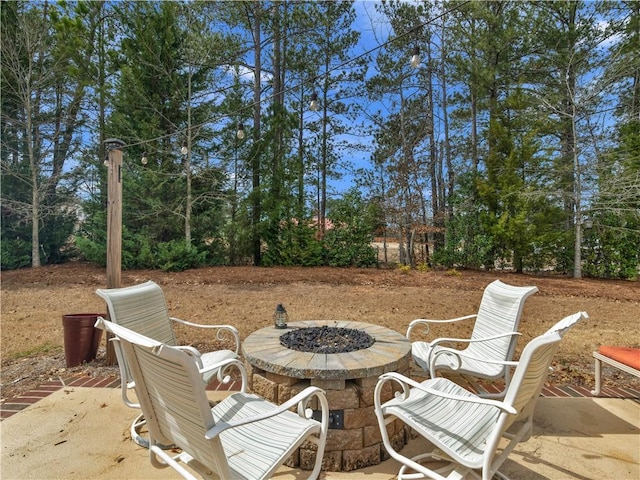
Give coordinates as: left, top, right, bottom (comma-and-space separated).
2, 262, 639, 403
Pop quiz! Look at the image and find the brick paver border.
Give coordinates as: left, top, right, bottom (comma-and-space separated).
1, 375, 638, 421
0, 375, 243, 420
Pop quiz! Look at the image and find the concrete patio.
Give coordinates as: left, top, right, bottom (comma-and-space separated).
1, 381, 638, 480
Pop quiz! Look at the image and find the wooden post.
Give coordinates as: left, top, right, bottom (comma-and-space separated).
104, 138, 125, 365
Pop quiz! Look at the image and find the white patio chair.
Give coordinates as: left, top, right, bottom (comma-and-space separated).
95, 318, 329, 480
96, 280, 241, 447
376, 311, 588, 480
406, 279, 538, 397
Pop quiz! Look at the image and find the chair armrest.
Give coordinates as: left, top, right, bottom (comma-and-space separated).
205, 386, 329, 439
426, 332, 521, 376
175, 345, 203, 357
170, 317, 240, 354
174, 346, 205, 369
429, 331, 521, 349
107, 336, 141, 409
375, 372, 517, 414
198, 357, 248, 393
96, 318, 141, 408
429, 346, 520, 376
170, 347, 248, 391
406, 314, 476, 339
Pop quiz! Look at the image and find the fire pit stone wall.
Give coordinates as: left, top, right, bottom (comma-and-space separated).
243, 320, 412, 472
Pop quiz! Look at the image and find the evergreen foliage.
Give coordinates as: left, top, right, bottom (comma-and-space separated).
1, 1, 637, 278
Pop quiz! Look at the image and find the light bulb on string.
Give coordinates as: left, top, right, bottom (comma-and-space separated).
411, 46, 420, 68
236, 123, 245, 140
141, 152, 148, 165
181, 142, 188, 156
309, 92, 319, 112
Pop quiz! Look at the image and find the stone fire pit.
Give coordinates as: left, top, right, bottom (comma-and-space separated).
242, 320, 411, 472
280, 325, 375, 353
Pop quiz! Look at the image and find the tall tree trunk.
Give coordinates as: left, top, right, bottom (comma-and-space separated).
426, 37, 444, 251
272, 2, 282, 201
297, 80, 305, 216
631, 0, 640, 115
28, 3, 49, 268
556, 2, 580, 276
29, 86, 42, 268
440, 11, 453, 223
469, 16, 479, 173
251, 2, 262, 265
29, 135, 41, 268
320, 73, 329, 235
98, 15, 107, 204
185, 64, 193, 249
571, 82, 582, 279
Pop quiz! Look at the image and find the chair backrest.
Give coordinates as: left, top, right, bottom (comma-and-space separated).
467, 280, 539, 363
476, 311, 588, 478
96, 281, 177, 346
502, 311, 588, 429
543, 311, 588, 336
96, 318, 232, 479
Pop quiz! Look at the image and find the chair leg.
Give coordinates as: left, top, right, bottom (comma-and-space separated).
591, 357, 602, 396
131, 413, 150, 448
493, 472, 511, 480
130, 413, 174, 450
395, 450, 470, 480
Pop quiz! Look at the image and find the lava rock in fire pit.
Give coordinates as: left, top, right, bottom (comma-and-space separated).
280, 325, 375, 354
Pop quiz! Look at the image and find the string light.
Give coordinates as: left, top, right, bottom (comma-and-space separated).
236, 123, 245, 139
141, 152, 148, 165
309, 92, 319, 112
411, 46, 420, 68
181, 142, 188, 156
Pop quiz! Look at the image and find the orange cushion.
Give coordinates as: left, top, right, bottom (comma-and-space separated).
598, 346, 640, 370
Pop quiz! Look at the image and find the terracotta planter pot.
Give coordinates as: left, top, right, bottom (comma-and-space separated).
62, 313, 105, 367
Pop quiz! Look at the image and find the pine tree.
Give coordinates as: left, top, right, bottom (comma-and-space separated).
1, 1, 102, 268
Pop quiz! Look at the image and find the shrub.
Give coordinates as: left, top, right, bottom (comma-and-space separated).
416, 262, 430, 272
397, 264, 411, 274
0, 239, 32, 270
155, 240, 207, 271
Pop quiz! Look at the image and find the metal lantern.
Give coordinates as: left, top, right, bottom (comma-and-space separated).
274, 304, 288, 329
